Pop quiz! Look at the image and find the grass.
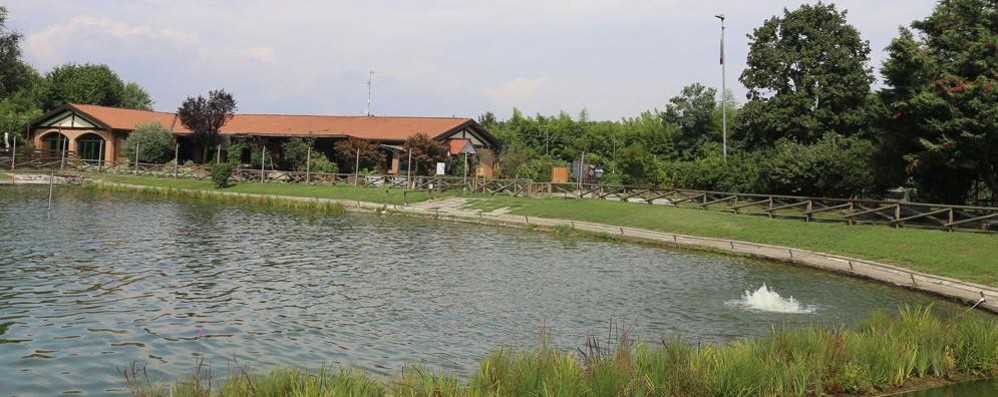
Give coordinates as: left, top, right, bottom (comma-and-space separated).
130, 306, 997, 397
90, 174, 440, 205
0, 171, 9, 180
462, 196, 998, 287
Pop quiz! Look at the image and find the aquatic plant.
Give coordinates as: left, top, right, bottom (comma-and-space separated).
131, 305, 998, 397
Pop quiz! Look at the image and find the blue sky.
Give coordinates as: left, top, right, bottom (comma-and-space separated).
8, 0, 937, 120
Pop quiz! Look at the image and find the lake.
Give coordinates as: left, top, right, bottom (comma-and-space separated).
0, 186, 955, 395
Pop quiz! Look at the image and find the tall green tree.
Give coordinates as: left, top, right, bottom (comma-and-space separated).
120, 82, 154, 111
0, 6, 35, 98
737, 2, 873, 148
177, 89, 237, 163
41, 63, 127, 110
663, 83, 718, 160
879, 0, 998, 204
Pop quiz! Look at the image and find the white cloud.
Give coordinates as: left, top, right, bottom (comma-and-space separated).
483, 77, 550, 111
197, 46, 276, 64
25, 15, 199, 68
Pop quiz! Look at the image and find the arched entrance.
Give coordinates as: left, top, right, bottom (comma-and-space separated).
39, 132, 70, 154
75, 133, 105, 161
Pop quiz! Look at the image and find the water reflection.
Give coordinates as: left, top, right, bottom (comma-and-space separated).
0, 186, 957, 395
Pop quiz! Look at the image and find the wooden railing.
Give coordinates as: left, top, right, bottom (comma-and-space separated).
471, 180, 998, 232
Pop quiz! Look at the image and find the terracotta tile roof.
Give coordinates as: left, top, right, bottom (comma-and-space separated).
72, 103, 190, 133
447, 138, 472, 155
67, 103, 474, 142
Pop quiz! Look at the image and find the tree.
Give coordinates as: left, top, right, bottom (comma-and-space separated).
41, 63, 126, 110
763, 134, 874, 198
122, 121, 175, 164
177, 89, 237, 163
120, 82, 154, 111
614, 143, 664, 186
878, 0, 998, 204
0, 6, 36, 99
281, 137, 314, 171
664, 83, 718, 160
333, 137, 383, 173
737, 2, 873, 148
403, 133, 448, 175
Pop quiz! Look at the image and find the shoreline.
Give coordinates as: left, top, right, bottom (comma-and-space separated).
71, 178, 998, 314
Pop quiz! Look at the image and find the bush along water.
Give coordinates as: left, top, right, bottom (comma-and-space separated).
129, 305, 998, 397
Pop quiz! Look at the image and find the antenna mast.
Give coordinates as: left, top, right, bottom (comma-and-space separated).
364, 70, 376, 116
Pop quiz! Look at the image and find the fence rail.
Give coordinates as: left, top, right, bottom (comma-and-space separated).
4, 151, 996, 232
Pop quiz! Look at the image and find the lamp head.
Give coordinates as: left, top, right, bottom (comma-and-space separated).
715, 14, 725, 21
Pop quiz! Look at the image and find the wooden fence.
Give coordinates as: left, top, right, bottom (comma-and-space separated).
472, 180, 998, 232
4, 150, 996, 233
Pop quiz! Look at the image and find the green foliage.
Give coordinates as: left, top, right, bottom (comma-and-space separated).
614, 143, 665, 185
308, 153, 338, 174
226, 141, 247, 166
280, 137, 314, 171
121, 122, 175, 164
877, 0, 998, 204
0, 7, 38, 99
403, 133, 448, 175
42, 63, 126, 110
210, 163, 234, 188
736, 2, 873, 148
333, 137, 383, 173
141, 307, 998, 397
664, 83, 718, 160
120, 82, 153, 111
763, 134, 875, 197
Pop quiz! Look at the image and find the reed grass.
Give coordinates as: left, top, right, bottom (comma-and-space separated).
132, 305, 997, 397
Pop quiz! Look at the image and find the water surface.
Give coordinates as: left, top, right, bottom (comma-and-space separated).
0, 186, 956, 395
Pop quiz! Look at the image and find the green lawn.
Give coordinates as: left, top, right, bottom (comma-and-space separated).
464, 196, 998, 287
0, 172, 9, 180
91, 174, 438, 205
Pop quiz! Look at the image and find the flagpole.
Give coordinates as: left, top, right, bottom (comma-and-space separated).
716, 14, 727, 161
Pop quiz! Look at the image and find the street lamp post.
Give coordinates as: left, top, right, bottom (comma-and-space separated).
716, 13, 727, 161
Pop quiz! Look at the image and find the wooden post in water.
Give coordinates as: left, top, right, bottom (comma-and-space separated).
97, 139, 105, 172
60, 136, 68, 171
354, 148, 360, 188
406, 149, 412, 190
173, 142, 179, 178
47, 171, 54, 220
261, 146, 267, 182
305, 146, 312, 184
463, 152, 468, 191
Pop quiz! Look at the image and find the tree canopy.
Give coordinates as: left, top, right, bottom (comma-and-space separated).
737, 2, 873, 148
878, 0, 998, 203
177, 89, 237, 162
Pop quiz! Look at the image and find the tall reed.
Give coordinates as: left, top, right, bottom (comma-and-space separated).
131, 305, 998, 397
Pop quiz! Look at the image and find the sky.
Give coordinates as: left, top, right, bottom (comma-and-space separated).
8, 0, 938, 121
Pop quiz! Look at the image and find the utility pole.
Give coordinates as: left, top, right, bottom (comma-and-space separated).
716, 14, 728, 161
364, 71, 376, 116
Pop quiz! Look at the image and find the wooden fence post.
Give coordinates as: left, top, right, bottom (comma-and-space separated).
10, 137, 15, 171
305, 146, 311, 184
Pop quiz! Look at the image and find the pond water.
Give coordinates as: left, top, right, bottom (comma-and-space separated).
0, 186, 958, 395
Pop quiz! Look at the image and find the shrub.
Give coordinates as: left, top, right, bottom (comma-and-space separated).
281, 137, 314, 171
762, 134, 875, 198
210, 163, 234, 188
308, 153, 338, 174
121, 121, 175, 163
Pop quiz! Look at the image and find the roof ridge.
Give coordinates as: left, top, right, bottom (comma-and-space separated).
234, 113, 468, 120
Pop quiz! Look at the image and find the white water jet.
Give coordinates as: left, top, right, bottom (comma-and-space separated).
733, 284, 815, 314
